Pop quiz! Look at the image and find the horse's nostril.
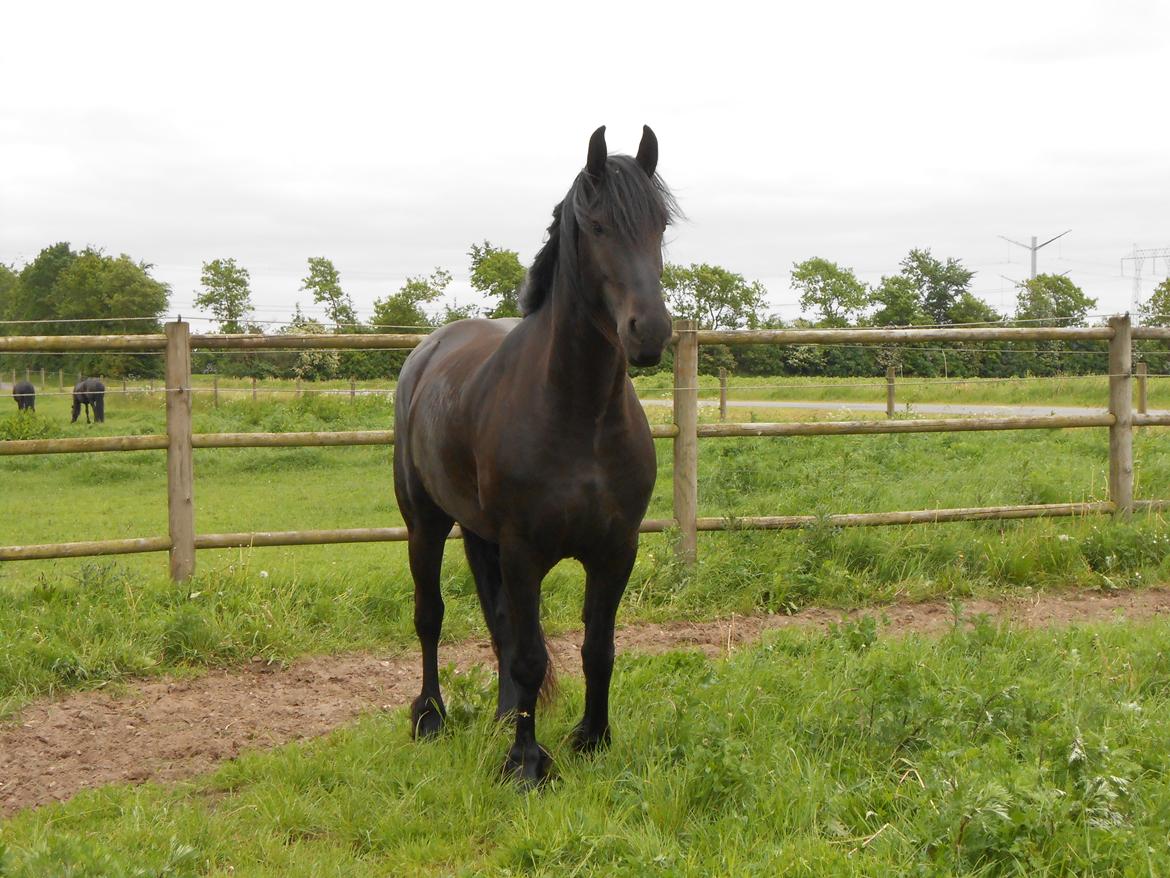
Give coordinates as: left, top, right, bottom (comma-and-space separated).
628, 317, 638, 337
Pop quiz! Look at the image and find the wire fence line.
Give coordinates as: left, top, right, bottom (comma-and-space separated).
10, 373, 1167, 398
7, 309, 1170, 332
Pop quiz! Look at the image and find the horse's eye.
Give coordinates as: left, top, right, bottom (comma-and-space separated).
591, 222, 604, 236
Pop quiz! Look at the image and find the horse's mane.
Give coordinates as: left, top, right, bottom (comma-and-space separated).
519, 155, 679, 316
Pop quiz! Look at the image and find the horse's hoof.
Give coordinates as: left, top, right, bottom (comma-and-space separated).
410, 695, 446, 740
569, 722, 611, 754
501, 743, 554, 789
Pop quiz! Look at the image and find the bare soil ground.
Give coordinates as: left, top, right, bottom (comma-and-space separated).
4, 587, 1170, 817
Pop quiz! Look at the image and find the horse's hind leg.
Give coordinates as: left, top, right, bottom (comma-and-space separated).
462, 531, 518, 719
407, 507, 454, 739
572, 540, 637, 753
499, 542, 555, 786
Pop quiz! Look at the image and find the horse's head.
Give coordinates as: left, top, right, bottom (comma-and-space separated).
577, 125, 675, 366
521, 125, 678, 368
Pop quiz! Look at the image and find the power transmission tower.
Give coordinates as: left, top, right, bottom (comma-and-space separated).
999, 230, 1072, 279
1122, 245, 1170, 320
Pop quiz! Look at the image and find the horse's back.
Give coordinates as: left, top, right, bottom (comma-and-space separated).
394, 318, 521, 529
398, 318, 519, 407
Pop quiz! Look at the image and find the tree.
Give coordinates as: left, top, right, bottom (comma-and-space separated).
0, 263, 19, 325
52, 248, 169, 328
468, 241, 524, 318
0, 244, 170, 377
790, 257, 869, 326
437, 300, 479, 324
1015, 274, 1096, 326
196, 258, 253, 333
371, 268, 451, 330
5, 242, 76, 325
870, 274, 928, 326
300, 257, 356, 329
1140, 278, 1170, 327
661, 263, 767, 330
948, 291, 1002, 326
900, 249, 974, 324
282, 304, 339, 380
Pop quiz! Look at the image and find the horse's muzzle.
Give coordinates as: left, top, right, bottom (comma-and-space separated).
623, 312, 671, 368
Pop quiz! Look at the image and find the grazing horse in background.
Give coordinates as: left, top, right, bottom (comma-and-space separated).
394, 125, 677, 785
72, 378, 106, 423
12, 380, 35, 412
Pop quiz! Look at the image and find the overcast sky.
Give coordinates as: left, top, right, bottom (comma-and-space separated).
2, 0, 1168, 328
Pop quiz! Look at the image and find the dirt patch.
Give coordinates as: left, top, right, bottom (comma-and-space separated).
4, 587, 1170, 817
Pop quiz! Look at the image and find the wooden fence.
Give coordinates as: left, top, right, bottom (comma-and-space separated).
2, 316, 1166, 580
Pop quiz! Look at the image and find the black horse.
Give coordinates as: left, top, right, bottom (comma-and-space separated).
72, 378, 106, 423
12, 380, 35, 412
394, 126, 676, 785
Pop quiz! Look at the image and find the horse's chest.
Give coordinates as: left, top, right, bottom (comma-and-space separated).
534, 443, 654, 532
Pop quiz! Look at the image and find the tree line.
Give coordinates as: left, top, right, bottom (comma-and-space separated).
4, 241, 1168, 381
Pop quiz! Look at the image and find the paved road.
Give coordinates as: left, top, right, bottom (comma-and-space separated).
641, 398, 1169, 417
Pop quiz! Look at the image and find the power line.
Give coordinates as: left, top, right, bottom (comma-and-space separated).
1122, 245, 1170, 317
998, 229, 1073, 280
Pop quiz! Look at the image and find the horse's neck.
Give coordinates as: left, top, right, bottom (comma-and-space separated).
541, 281, 628, 422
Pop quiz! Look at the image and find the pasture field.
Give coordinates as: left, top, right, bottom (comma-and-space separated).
4, 617, 1170, 875
3, 386, 1170, 717
32, 370, 1167, 409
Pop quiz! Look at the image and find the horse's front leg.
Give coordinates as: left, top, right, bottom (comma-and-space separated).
499, 543, 554, 786
407, 512, 453, 738
571, 540, 637, 753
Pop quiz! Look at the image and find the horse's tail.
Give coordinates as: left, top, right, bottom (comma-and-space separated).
538, 626, 558, 705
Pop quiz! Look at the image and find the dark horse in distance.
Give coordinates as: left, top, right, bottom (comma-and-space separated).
72, 378, 106, 423
394, 125, 677, 785
12, 380, 35, 412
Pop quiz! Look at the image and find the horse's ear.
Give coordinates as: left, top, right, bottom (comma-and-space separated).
586, 125, 607, 179
636, 125, 658, 177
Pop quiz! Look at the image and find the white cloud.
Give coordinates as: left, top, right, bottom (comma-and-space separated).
2, 0, 1168, 323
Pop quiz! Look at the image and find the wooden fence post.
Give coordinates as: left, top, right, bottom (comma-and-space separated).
252, 376, 257, 401
122, 378, 127, 395
350, 379, 356, 402
165, 321, 196, 581
1137, 361, 1148, 415
718, 367, 728, 421
58, 369, 63, 391
40, 367, 45, 387
296, 378, 302, 399
673, 319, 699, 564
1108, 314, 1134, 518
213, 376, 219, 408
25, 367, 30, 382
886, 366, 896, 418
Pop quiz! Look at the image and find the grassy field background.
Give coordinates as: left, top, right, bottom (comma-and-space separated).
3, 382, 1170, 716
13, 369, 1167, 408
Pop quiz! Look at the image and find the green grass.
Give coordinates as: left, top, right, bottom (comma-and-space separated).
4, 389, 1170, 713
5, 617, 1170, 874
22, 370, 1160, 409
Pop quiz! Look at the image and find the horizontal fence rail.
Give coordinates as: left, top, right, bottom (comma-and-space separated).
696, 414, 1115, 438
694, 326, 1116, 345
0, 424, 680, 456
1, 315, 1165, 576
